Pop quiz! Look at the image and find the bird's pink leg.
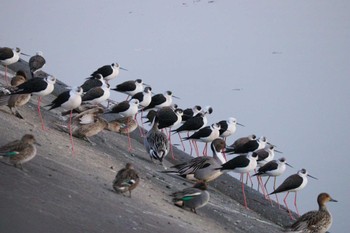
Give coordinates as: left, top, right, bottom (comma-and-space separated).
187, 132, 193, 156
272, 177, 280, 208
193, 140, 199, 157
284, 192, 295, 220
178, 133, 185, 151
294, 192, 300, 216
202, 142, 208, 156
241, 174, 248, 209
135, 113, 144, 137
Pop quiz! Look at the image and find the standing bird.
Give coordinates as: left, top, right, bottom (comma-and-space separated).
142, 90, 177, 111
172, 106, 213, 155
131, 86, 152, 135
182, 105, 202, 122
183, 123, 221, 156
4, 76, 56, 130
107, 99, 140, 118
113, 163, 140, 197
285, 193, 337, 233
253, 157, 292, 205
0, 70, 30, 119
154, 107, 183, 158
131, 86, 152, 108
90, 63, 127, 83
217, 117, 244, 140
215, 153, 259, 209
0, 134, 39, 170
80, 73, 104, 92
106, 99, 140, 152
144, 117, 169, 167
54, 107, 109, 145
0, 47, 27, 84
226, 135, 267, 154
47, 87, 83, 152
162, 138, 226, 182
29, 51, 46, 76
171, 182, 210, 214
255, 145, 282, 167
112, 79, 145, 99
270, 168, 318, 220
82, 81, 110, 106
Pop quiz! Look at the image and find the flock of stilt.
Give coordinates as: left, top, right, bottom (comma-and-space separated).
0, 46, 336, 232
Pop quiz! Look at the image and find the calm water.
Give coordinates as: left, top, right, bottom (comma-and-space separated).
2, 1, 349, 232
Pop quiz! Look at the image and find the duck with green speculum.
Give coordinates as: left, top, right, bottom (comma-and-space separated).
0, 134, 39, 170
170, 181, 210, 214
113, 163, 140, 197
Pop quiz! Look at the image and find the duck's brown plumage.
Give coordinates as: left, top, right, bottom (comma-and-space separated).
286, 193, 337, 233
113, 163, 140, 197
0, 134, 38, 169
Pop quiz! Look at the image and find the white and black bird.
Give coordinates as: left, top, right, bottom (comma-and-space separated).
131, 86, 152, 108
253, 157, 292, 205
142, 90, 178, 111
47, 87, 83, 111
5, 75, 56, 96
112, 79, 145, 98
216, 153, 259, 209
255, 145, 282, 167
226, 135, 267, 154
172, 106, 213, 134
47, 86, 83, 152
107, 99, 140, 118
182, 105, 202, 122
144, 117, 169, 167
29, 51, 46, 75
82, 81, 110, 105
106, 99, 140, 152
184, 123, 221, 143
0, 47, 21, 66
80, 73, 104, 92
270, 168, 318, 220
90, 63, 127, 83
0, 47, 28, 84
183, 123, 221, 156
3, 76, 56, 130
155, 107, 183, 130
154, 107, 183, 159
217, 117, 244, 139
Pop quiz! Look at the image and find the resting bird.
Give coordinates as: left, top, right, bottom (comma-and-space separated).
171, 182, 210, 214
0, 70, 31, 119
29, 51, 46, 75
0, 134, 39, 169
144, 117, 169, 167
162, 138, 226, 182
285, 192, 337, 233
113, 163, 140, 197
